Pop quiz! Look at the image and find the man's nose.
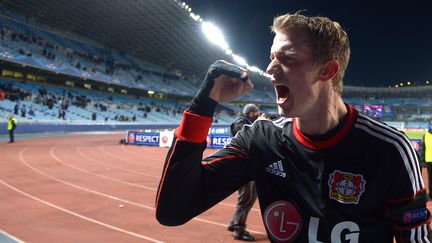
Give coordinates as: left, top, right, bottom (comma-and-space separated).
266, 60, 278, 77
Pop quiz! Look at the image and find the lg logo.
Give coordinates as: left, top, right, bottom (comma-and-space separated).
308, 217, 360, 243
264, 201, 303, 242
264, 201, 360, 242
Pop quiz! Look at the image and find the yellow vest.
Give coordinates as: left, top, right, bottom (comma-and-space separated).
7, 117, 17, 131
425, 132, 432, 163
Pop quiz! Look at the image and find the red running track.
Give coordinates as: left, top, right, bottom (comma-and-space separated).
1, 134, 431, 242
0, 134, 268, 243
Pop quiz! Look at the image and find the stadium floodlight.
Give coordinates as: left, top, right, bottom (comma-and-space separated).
247, 66, 262, 73
189, 13, 200, 21
247, 65, 272, 79
201, 22, 229, 50
232, 54, 248, 67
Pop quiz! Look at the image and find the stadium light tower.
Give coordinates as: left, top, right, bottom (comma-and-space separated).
232, 54, 248, 67
201, 22, 229, 50
188, 2, 269, 77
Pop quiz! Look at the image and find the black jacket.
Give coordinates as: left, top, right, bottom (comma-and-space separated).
230, 114, 252, 136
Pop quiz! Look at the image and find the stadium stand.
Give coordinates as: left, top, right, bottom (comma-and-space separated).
0, 0, 431, 135
0, 78, 239, 127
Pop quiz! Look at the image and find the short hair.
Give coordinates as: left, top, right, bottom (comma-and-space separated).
243, 103, 259, 115
271, 11, 351, 95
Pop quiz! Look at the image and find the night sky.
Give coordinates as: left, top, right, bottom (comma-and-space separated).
185, 0, 431, 87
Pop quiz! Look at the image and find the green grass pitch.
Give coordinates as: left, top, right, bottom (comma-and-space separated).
403, 130, 425, 140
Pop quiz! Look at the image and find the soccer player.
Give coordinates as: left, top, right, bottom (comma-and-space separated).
156, 12, 431, 242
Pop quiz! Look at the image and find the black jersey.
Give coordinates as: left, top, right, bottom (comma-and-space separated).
156, 106, 431, 242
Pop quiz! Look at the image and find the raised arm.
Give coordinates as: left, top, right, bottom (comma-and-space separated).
155, 61, 254, 226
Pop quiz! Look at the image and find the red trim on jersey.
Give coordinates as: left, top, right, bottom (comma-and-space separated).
385, 188, 427, 204
155, 139, 179, 210
201, 154, 247, 166
174, 111, 213, 143
225, 145, 248, 156
293, 105, 357, 150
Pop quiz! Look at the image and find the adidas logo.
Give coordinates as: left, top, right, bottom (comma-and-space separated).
265, 160, 286, 178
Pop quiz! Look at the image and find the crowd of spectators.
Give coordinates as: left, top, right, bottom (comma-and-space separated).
0, 19, 234, 123
0, 82, 32, 101
1, 22, 199, 89
0, 81, 216, 123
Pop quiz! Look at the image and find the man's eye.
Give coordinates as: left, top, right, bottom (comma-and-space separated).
277, 55, 294, 63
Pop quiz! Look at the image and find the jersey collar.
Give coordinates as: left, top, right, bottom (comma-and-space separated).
293, 104, 357, 150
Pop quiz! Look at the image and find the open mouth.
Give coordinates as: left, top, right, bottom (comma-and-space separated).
275, 85, 289, 103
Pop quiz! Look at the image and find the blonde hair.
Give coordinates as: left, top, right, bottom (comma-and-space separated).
271, 12, 350, 95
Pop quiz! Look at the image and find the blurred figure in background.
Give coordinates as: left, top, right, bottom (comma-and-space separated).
421, 125, 432, 199
7, 114, 17, 143
227, 103, 260, 241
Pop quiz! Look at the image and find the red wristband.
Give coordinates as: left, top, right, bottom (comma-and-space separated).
174, 111, 213, 143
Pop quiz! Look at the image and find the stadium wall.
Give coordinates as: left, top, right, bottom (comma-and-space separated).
0, 122, 229, 135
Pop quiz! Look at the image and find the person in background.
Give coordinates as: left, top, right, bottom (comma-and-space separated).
14, 103, 19, 115
7, 114, 17, 143
421, 125, 432, 199
20, 105, 26, 117
227, 103, 260, 241
28, 106, 35, 116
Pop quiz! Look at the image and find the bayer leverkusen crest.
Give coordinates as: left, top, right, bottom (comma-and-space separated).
328, 170, 366, 204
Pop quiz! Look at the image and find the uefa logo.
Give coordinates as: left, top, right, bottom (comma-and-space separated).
162, 135, 168, 144
128, 133, 135, 143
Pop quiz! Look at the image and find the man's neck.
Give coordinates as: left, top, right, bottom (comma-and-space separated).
296, 96, 347, 136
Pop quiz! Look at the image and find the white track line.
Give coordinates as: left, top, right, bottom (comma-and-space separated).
20, 147, 154, 209
0, 229, 25, 243
100, 144, 162, 169
76, 146, 160, 178
0, 180, 164, 243
108, 144, 261, 212
75, 145, 259, 212
121, 144, 166, 158
19, 147, 266, 235
50, 146, 157, 191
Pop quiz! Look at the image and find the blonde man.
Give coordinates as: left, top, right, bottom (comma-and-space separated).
156, 12, 430, 242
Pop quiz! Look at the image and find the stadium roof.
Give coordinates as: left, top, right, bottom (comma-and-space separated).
343, 85, 432, 98
0, 0, 227, 78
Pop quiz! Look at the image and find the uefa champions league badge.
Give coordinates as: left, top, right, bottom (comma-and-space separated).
402, 208, 428, 224
328, 170, 366, 204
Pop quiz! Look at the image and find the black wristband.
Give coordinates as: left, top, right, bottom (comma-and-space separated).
189, 60, 247, 117
188, 95, 218, 117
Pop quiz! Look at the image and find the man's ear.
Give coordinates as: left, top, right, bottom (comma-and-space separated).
319, 59, 340, 82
